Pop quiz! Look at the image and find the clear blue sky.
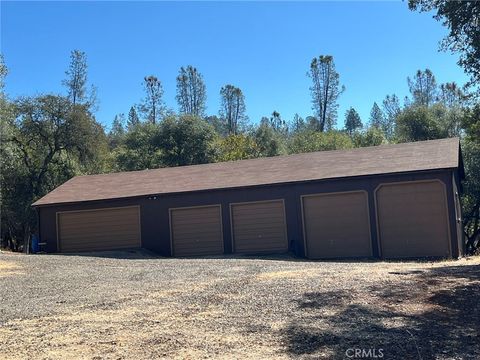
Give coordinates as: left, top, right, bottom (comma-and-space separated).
1, 1, 469, 130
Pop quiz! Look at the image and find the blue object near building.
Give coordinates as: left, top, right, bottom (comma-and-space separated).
31, 234, 39, 253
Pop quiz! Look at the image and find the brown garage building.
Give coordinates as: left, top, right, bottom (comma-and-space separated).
33, 138, 465, 259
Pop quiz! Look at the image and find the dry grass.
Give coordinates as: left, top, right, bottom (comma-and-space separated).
0, 253, 479, 359
0, 260, 24, 277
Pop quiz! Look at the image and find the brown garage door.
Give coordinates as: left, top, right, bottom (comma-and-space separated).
57, 206, 141, 252
302, 191, 372, 259
231, 200, 288, 254
170, 205, 223, 257
376, 180, 451, 258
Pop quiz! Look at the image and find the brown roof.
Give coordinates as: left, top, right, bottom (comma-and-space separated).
33, 138, 460, 207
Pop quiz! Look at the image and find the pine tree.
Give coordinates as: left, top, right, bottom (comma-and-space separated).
176, 65, 207, 117
344, 107, 363, 135
308, 55, 345, 132
127, 106, 140, 128
138, 75, 164, 124
219, 85, 247, 135
369, 102, 385, 129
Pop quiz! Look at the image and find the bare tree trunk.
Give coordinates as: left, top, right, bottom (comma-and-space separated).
23, 224, 30, 254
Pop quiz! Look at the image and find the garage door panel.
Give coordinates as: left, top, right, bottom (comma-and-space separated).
170, 205, 223, 257
231, 200, 288, 254
303, 191, 372, 259
58, 206, 141, 252
376, 181, 450, 258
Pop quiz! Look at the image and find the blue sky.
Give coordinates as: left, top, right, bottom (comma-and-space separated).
1, 1, 469, 130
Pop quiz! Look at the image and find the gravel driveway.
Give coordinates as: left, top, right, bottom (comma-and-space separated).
0, 251, 479, 359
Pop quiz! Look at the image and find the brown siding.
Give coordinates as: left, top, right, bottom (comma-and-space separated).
57, 206, 140, 252
376, 180, 451, 258
38, 169, 461, 259
170, 205, 223, 257
303, 191, 372, 259
231, 200, 287, 254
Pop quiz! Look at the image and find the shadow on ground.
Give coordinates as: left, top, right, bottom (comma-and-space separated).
281, 263, 480, 359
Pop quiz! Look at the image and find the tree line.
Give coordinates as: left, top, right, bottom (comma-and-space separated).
1, 0, 479, 253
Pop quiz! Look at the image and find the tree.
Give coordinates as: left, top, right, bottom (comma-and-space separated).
205, 115, 228, 137
215, 134, 258, 162
429, 102, 463, 137
108, 114, 126, 149
62, 50, 95, 107
287, 130, 353, 154
253, 121, 284, 157
408, 0, 480, 90
127, 106, 140, 129
0, 54, 7, 92
269, 111, 288, 133
158, 115, 216, 167
290, 113, 306, 133
395, 105, 445, 142
438, 82, 466, 108
305, 116, 320, 131
219, 84, 247, 135
176, 65, 207, 117
344, 107, 362, 135
352, 127, 386, 148
139, 75, 164, 124
112, 122, 163, 171
461, 104, 480, 254
407, 69, 438, 106
382, 94, 401, 139
1, 95, 108, 250
307, 55, 345, 132
369, 102, 385, 129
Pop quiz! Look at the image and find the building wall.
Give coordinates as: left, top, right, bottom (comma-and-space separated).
37, 169, 462, 258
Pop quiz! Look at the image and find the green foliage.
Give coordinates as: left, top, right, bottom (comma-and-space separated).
1, 95, 108, 249
205, 115, 229, 137
352, 127, 386, 148
382, 94, 401, 140
369, 102, 385, 129
462, 104, 480, 141
127, 106, 140, 129
111, 122, 163, 171
308, 55, 345, 132
268, 111, 288, 133
407, 69, 438, 106
176, 65, 207, 117
214, 134, 258, 162
253, 122, 285, 157
460, 105, 480, 253
139, 75, 165, 124
344, 107, 362, 135
290, 113, 306, 133
462, 139, 480, 253
157, 115, 216, 167
0, 54, 7, 92
409, 0, 480, 90
395, 105, 445, 142
108, 114, 126, 149
287, 130, 353, 154
62, 50, 96, 108
219, 84, 247, 135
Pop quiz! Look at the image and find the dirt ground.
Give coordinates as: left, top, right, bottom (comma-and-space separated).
0, 251, 479, 359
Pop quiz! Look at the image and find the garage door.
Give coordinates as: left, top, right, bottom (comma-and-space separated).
302, 191, 372, 259
231, 200, 288, 254
57, 206, 141, 252
170, 205, 223, 257
376, 181, 451, 258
